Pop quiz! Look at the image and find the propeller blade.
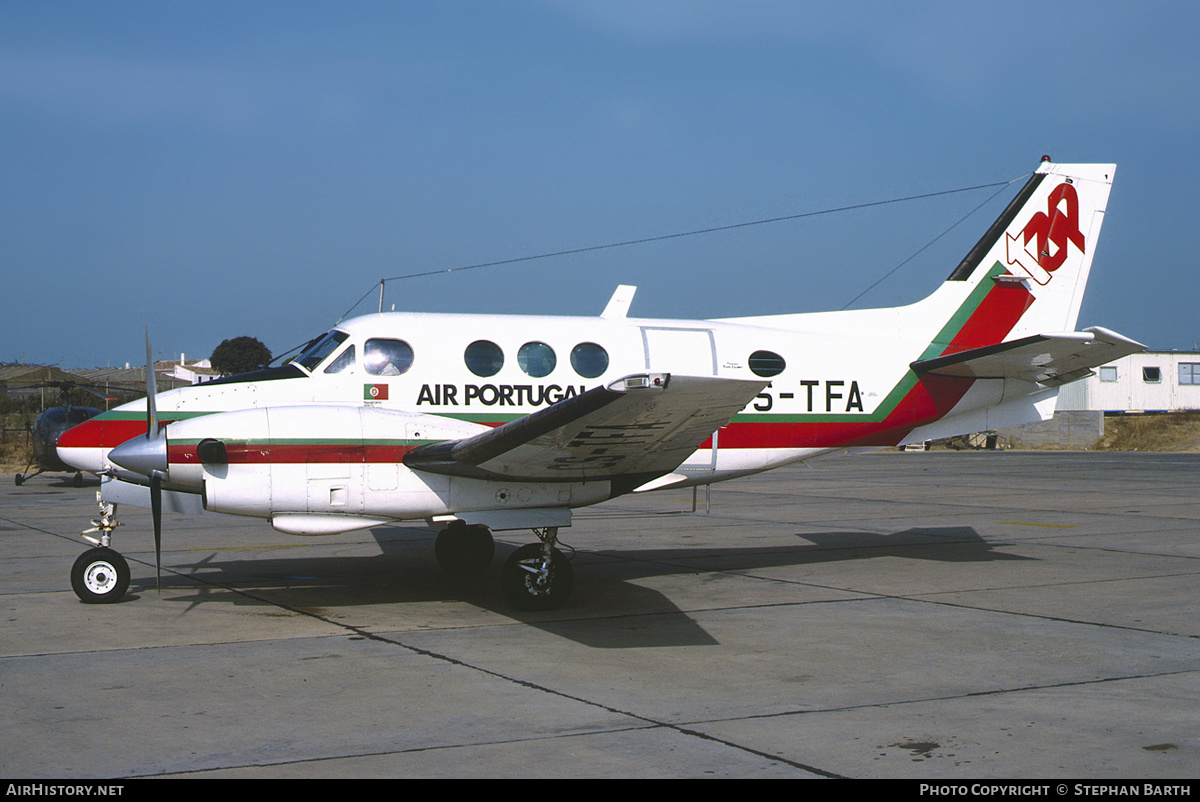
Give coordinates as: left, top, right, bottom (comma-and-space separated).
145, 328, 159, 438
146, 328, 163, 592
151, 472, 162, 591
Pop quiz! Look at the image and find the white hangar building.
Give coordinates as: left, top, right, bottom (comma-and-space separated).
1057, 350, 1200, 413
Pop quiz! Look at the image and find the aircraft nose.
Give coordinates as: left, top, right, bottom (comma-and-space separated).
108, 433, 168, 478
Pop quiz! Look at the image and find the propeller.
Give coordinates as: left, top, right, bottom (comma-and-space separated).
145, 329, 163, 591
107, 328, 167, 590
145, 326, 162, 588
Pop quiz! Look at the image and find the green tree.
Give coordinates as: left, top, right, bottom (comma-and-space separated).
210, 336, 272, 377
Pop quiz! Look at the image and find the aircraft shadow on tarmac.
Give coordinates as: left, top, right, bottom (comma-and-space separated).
591, 526, 1034, 568
114, 524, 1029, 649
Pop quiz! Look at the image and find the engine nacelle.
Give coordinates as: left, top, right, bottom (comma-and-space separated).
159, 405, 609, 534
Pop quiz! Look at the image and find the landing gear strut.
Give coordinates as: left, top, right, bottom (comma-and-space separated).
71, 492, 129, 604
501, 527, 574, 611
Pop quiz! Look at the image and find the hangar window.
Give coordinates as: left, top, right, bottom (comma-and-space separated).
324, 346, 356, 374
1099, 366, 1118, 383
365, 338, 414, 376
1180, 363, 1200, 385
748, 350, 786, 378
570, 342, 609, 379
1142, 366, 1162, 384
464, 340, 504, 377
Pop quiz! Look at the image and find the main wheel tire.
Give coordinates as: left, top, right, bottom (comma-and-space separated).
501, 543, 574, 611
71, 548, 130, 604
435, 523, 495, 575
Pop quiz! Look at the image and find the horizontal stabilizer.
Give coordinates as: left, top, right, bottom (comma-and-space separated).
911, 327, 1145, 386
404, 373, 767, 482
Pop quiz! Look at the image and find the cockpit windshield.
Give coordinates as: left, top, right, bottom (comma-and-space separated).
294, 331, 349, 372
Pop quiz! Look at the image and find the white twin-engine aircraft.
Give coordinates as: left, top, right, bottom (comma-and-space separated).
57, 158, 1143, 610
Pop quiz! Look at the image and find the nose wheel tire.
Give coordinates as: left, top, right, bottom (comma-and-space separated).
501, 543, 573, 611
71, 548, 130, 604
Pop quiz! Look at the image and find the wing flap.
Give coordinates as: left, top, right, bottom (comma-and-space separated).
911, 327, 1145, 386
404, 373, 767, 482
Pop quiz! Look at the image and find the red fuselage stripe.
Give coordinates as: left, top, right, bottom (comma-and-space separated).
167, 443, 420, 465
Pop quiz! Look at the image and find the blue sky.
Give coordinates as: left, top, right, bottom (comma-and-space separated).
3, 1, 1198, 367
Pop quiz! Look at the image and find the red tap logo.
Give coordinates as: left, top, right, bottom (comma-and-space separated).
1005, 182, 1087, 285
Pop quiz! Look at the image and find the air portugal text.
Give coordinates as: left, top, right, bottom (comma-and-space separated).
416, 383, 588, 407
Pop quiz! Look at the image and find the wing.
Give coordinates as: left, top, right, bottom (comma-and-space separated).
404, 373, 767, 484
911, 326, 1145, 387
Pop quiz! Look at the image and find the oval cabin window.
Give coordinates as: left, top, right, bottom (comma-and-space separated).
570, 342, 609, 379
748, 350, 785, 378
517, 341, 556, 378
464, 340, 504, 377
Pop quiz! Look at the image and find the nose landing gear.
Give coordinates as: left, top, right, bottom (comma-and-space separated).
71, 492, 129, 604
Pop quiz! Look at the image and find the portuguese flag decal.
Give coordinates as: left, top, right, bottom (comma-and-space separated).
364, 383, 389, 400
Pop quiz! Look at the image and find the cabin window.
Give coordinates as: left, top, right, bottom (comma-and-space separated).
518, 341, 556, 378
464, 340, 504, 377
1099, 366, 1118, 382
365, 338, 414, 376
324, 346, 356, 374
748, 350, 786, 378
1180, 363, 1200, 385
570, 342, 609, 379
1142, 366, 1162, 383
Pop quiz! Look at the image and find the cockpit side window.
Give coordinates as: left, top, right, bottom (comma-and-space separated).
324, 345, 356, 374
364, 339, 414, 376
295, 331, 349, 371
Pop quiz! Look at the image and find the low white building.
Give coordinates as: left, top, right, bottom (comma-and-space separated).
1057, 350, 1200, 413
164, 356, 218, 384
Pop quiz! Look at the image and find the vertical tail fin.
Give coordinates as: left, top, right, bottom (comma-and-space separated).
944, 158, 1115, 343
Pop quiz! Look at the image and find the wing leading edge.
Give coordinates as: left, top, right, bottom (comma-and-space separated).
911, 327, 1145, 386
404, 373, 767, 486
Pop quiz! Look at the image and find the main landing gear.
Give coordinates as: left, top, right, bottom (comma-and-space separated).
501, 527, 574, 612
434, 522, 495, 576
435, 522, 574, 611
70, 493, 131, 604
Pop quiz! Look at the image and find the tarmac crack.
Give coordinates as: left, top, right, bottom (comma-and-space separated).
122, 567, 840, 779
675, 666, 1200, 728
